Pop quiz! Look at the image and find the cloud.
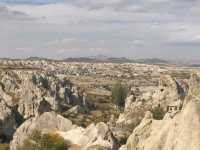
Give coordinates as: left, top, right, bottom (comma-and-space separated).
0, 0, 200, 59
6, 0, 199, 25
165, 24, 200, 46
45, 38, 111, 55
4, 2, 175, 26
0, 5, 32, 21
0, 0, 65, 5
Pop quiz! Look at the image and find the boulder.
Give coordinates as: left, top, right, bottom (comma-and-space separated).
58, 122, 119, 150
184, 73, 200, 105
125, 99, 200, 150
10, 112, 73, 150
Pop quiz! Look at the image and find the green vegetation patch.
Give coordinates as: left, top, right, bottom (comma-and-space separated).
111, 81, 128, 109
20, 130, 68, 150
0, 144, 9, 150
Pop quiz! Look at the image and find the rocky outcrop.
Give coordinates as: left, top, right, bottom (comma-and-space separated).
58, 122, 119, 150
10, 111, 119, 150
10, 112, 73, 150
121, 73, 200, 150
152, 75, 184, 109
0, 84, 18, 142
184, 73, 200, 105
0, 70, 87, 146
0, 70, 83, 119
122, 99, 200, 150
0, 99, 17, 142
113, 75, 185, 142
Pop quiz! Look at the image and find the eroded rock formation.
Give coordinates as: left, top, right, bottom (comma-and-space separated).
120, 73, 200, 150
10, 112, 73, 150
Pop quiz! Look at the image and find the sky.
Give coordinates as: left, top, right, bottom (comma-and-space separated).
0, 0, 200, 60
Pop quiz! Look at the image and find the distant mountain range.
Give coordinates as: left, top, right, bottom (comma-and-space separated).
62, 57, 169, 65
2, 56, 200, 67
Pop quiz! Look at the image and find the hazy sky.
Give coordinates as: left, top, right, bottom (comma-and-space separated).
1, 0, 200, 59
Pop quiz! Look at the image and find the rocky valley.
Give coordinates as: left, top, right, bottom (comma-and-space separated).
0, 59, 199, 150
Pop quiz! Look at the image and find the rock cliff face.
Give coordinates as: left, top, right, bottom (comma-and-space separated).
0, 81, 18, 142
1, 68, 198, 150
0, 70, 83, 141
0, 99, 17, 142
120, 73, 200, 150
59, 122, 119, 150
123, 99, 200, 150
152, 75, 185, 109
10, 112, 73, 150
10, 112, 118, 150
184, 73, 200, 105
113, 75, 185, 142
0, 70, 83, 117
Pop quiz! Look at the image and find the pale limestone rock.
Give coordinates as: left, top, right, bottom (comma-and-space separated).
125, 99, 200, 150
10, 112, 73, 150
58, 122, 117, 150
151, 75, 183, 109
114, 75, 184, 143
0, 86, 13, 106
125, 95, 134, 110
65, 105, 80, 116
58, 87, 66, 99
119, 145, 127, 150
0, 99, 17, 141
59, 127, 85, 145
188, 73, 200, 95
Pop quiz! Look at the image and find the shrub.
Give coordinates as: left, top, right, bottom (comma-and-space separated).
79, 106, 89, 114
32, 74, 37, 85
20, 130, 68, 150
152, 106, 165, 120
39, 77, 49, 89
0, 144, 9, 150
111, 81, 128, 109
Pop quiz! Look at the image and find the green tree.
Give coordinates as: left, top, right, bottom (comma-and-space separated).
39, 76, 49, 89
152, 106, 165, 120
32, 74, 37, 85
20, 130, 68, 150
111, 81, 128, 108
